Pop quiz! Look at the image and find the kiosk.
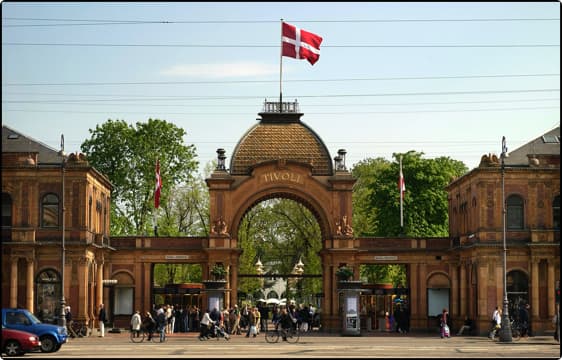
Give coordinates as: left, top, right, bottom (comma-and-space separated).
338, 281, 363, 336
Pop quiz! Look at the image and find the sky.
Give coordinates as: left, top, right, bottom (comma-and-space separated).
2, 2, 560, 175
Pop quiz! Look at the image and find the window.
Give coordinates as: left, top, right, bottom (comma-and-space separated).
554, 195, 560, 230
2, 193, 12, 241
41, 193, 59, 228
506, 195, 524, 230
35, 269, 61, 324
114, 287, 134, 315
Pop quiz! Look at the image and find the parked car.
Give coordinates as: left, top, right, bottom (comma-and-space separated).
2, 326, 41, 356
1, 308, 67, 353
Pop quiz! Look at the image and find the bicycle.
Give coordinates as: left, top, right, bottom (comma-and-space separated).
129, 327, 157, 343
265, 324, 299, 344
70, 320, 88, 337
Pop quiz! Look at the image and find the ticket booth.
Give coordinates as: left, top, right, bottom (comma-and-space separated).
203, 280, 227, 312
339, 281, 363, 336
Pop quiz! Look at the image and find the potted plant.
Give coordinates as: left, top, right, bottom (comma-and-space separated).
336, 266, 353, 281
210, 263, 227, 281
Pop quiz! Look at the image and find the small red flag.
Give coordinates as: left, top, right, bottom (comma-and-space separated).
282, 21, 323, 65
154, 159, 162, 209
399, 163, 406, 200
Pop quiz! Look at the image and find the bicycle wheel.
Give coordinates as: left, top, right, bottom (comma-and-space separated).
265, 329, 279, 343
130, 329, 145, 343
286, 328, 300, 343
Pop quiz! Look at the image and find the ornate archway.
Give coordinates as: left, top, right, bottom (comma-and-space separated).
205, 101, 357, 331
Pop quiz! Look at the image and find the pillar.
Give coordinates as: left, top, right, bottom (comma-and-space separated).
450, 263, 459, 317
10, 257, 18, 308
26, 258, 34, 312
459, 261, 467, 316
78, 257, 89, 320
531, 259, 539, 318
547, 259, 555, 318
96, 260, 104, 308
230, 263, 238, 307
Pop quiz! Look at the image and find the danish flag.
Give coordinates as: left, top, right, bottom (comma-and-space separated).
281, 21, 323, 65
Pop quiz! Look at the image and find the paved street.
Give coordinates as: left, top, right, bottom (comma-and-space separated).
21, 331, 561, 359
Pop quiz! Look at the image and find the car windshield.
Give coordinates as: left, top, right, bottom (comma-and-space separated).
25, 311, 42, 325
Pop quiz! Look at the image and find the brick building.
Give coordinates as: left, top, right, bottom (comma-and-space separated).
1, 114, 559, 335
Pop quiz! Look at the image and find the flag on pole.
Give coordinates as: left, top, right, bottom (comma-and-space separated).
281, 21, 323, 65
399, 156, 405, 229
154, 159, 162, 209
399, 160, 406, 201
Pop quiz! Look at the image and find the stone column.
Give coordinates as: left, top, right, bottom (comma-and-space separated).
143, 262, 151, 312
96, 260, 104, 308
78, 257, 89, 320
477, 263, 488, 320
26, 258, 35, 313
531, 258, 540, 318
229, 263, 238, 307
459, 261, 467, 316
547, 259, 555, 318
10, 257, 18, 308
409, 263, 419, 321
450, 263, 459, 317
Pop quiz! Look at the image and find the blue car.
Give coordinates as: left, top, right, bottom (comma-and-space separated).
1, 308, 67, 353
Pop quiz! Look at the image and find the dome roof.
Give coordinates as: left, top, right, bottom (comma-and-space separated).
229, 107, 333, 176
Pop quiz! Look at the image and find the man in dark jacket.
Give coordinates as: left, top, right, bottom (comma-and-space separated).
98, 303, 107, 337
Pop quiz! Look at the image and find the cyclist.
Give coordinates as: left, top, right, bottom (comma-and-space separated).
278, 307, 294, 341
142, 312, 156, 341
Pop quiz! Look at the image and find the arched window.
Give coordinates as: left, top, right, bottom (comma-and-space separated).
2, 192, 12, 241
553, 195, 560, 230
41, 193, 60, 228
35, 269, 61, 324
506, 194, 524, 230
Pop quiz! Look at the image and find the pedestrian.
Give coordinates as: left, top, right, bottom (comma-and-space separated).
439, 308, 450, 338
456, 316, 473, 336
130, 310, 142, 339
230, 304, 241, 335
98, 303, 107, 337
199, 309, 214, 340
278, 307, 293, 341
142, 312, 156, 341
519, 303, 530, 337
65, 306, 79, 338
156, 305, 167, 342
489, 306, 502, 339
245, 306, 257, 338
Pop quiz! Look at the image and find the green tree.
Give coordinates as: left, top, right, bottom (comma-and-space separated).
80, 118, 198, 235
367, 151, 467, 237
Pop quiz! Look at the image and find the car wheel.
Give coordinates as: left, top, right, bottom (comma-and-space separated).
39, 335, 57, 353
4, 340, 24, 356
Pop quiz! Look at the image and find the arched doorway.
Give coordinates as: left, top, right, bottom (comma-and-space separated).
205, 101, 357, 332
507, 270, 529, 316
35, 268, 61, 324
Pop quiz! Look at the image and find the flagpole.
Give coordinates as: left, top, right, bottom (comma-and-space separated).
279, 18, 283, 113
400, 156, 404, 231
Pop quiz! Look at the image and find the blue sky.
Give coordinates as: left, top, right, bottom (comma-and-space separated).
2, 2, 560, 174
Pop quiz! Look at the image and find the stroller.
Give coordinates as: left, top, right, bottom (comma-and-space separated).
203, 323, 230, 341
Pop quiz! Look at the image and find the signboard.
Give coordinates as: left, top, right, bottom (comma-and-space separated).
165, 255, 190, 260
346, 315, 358, 329
374, 256, 398, 261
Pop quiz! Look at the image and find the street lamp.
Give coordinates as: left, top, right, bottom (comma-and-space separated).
58, 134, 67, 328
499, 136, 512, 342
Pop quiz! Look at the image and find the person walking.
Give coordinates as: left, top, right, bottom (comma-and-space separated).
519, 303, 530, 337
130, 310, 142, 339
456, 316, 473, 336
489, 307, 502, 339
245, 306, 257, 338
98, 303, 107, 337
65, 306, 79, 338
199, 309, 214, 340
156, 306, 167, 342
142, 312, 156, 341
230, 305, 241, 335
439, 308, 450, 338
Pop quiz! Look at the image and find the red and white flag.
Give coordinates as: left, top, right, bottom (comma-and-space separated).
282, 21, 323, 65
154, 159, 162, 209
399, 163, 406, 201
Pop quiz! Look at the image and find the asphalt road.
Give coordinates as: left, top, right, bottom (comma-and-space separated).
13, 331, 561, 359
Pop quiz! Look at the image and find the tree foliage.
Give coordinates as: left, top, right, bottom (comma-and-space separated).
237, 198, 322, 301
363, 151, 467, 237
80, 118, 199, 235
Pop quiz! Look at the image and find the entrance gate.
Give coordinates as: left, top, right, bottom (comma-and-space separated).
205, 101, 358, 331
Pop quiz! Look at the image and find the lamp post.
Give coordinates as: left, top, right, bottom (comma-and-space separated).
499, 136, 512, 342
59, 134, 67, 328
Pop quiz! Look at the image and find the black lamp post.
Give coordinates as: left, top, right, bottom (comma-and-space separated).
499, 136, 512, 342
59, 134, 67, 328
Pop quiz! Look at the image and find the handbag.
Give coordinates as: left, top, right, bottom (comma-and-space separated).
250, 325, 257, 335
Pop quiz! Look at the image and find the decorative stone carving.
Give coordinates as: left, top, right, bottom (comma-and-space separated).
478, 153, 500, 167
210, 217, 229, 236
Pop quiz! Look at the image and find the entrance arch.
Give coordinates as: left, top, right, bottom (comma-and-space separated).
205, 102, 357, 331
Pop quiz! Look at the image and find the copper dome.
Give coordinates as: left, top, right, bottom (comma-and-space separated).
229, 105, 333, 176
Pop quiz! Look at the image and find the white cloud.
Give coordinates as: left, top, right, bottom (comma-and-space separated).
160, 62, 277, 78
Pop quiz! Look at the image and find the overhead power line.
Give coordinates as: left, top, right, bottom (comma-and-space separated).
3, 42, 558, 48
2, 73, 558, 87
2, 17, 559, 27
